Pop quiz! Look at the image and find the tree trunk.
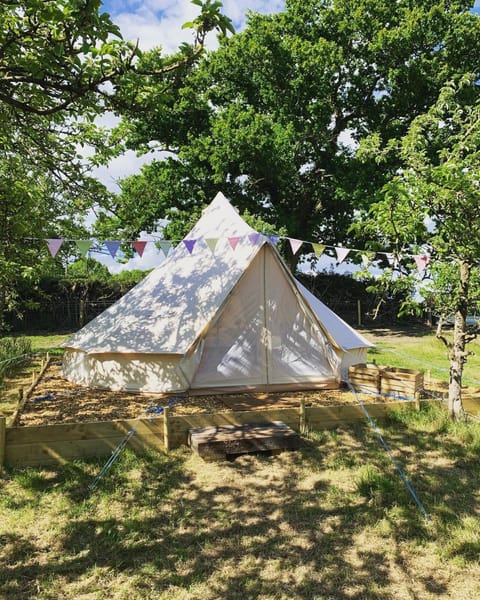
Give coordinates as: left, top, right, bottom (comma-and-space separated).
448, 260, 470, 420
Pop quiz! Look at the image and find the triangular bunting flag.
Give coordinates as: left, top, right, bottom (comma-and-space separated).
268, 235, 280, 246
414, 255, 430, 273
205, 238, 219, 253
158, 241, 172, 257
105, 240, 121, 259
288, 238, 303, 255
311, 243, 326, 257
248, 233, 261, 246
76, 240, 92, 257
45, 238, 63, 258
228, 236, 241, 251
183, 239, 197, 254
335, 247, 350, 263
132, 241, 147, 257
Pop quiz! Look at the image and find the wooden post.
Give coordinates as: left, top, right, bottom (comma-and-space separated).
414, 392, 421, 411
299, 398, 306, 435
357, 300, 362, 327
0, 416, 6, 469
18, 388, 24, 403
163, 407, 170, 452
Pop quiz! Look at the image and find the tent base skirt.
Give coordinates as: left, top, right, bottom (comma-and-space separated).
189, 380, 340, 396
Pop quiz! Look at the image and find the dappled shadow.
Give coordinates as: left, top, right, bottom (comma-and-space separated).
1, 416, 479, 599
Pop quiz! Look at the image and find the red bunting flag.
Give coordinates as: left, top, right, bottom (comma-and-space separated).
132, 241, 147, 257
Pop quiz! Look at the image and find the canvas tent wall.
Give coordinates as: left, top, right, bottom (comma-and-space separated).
62, 192, 373, 393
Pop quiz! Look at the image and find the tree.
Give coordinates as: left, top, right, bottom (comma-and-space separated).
361, 76, 480, 418
0, 0, 232, 332
97, 0, 480, 269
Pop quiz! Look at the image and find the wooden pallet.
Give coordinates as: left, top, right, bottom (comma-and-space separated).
188, 421, 301, 461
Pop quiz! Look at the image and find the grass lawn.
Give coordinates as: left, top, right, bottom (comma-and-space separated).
1, 404, 479, 599
364, 325, 480, 387
1, 327, 479, 598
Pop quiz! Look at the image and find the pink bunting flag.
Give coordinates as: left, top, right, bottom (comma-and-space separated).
335, 247, 350, 263
183, 239, 197, 254
248, 233, 261, 246
414, 255, 430, 273
132, 241, 147, 257
45, 238, 64, 258
228, 236, 241, 251
105, 240, 121, 259
288, 238, 303, 255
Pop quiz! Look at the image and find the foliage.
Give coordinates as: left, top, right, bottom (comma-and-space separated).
0, 337, 32, 387
97, 0, 480, 270
0, 0, 232, 333
360, 75, 480, 417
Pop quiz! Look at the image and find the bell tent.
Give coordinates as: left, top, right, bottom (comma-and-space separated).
62, 192, 373, 393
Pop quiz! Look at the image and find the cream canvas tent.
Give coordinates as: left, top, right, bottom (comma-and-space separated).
63, 192, 373, 393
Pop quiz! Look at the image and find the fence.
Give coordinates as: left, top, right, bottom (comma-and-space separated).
0, 400, 448, 469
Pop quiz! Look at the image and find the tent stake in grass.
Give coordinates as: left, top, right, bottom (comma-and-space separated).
88, 396, 184, 493
345, 379, 431, 521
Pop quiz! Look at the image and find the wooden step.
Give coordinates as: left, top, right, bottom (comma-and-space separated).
188, 421, 301, 461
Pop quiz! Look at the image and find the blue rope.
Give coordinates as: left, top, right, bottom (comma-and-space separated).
345, 379, 431, 521
89, 395, 185, 493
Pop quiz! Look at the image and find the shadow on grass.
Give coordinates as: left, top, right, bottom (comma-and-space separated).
1, 410, 479, 599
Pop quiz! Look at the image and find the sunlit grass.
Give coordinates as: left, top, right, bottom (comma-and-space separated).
1, 408, 479, 599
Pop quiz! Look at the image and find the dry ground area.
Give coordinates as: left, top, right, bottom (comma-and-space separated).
10, 361, 412, 427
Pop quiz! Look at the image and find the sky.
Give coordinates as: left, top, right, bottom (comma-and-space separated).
91, 0, 286, 272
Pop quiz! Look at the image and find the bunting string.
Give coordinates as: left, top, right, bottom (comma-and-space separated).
33, 234, 433, 273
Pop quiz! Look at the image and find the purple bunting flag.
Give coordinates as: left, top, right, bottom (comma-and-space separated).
105, 240, 121, 258
45, 238, 64, 258
183, 239, 197, 254
268, 235, 280, 246
248, 233, 261, 246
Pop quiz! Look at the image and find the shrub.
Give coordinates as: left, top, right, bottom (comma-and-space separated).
0, 337, 32, 386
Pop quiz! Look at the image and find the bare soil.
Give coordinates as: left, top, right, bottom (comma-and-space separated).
12, 360, 391, 427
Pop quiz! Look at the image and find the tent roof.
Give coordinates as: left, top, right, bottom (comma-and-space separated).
64, 192, 372, 355
295, 281, 374, 350
64, 192, 261, 354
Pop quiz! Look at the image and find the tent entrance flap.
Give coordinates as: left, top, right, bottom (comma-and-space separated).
191, 246, 338, 389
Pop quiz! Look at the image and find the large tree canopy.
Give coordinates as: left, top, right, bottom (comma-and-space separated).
96, 0, 480, 268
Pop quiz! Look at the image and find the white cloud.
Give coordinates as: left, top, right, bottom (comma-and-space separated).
103, 0, 286, 51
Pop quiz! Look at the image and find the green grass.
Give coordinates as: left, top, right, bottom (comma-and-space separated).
1, 404, 480, 599
365, 326, 480, 386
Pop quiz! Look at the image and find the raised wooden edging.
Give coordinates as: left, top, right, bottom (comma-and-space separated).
1, 400, 460, 469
